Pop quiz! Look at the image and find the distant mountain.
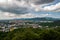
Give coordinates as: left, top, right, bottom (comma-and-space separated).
14, 17, 60, 21
0, 17, 60, 22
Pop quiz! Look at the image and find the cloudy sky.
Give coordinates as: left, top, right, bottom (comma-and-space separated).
0, 0, 60, 20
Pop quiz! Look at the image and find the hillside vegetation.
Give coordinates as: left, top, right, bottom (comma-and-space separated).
0, 27, 60, 40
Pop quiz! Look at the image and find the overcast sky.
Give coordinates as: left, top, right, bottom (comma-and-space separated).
0, 0, 60, 20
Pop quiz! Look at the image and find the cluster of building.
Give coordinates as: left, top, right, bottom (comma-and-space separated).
0, 20, 42, 32
0, 20, 58, 32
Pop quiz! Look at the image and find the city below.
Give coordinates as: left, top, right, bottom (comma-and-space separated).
0, 18, 60, 32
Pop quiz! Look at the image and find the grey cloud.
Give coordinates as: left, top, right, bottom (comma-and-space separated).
0, 6, 29, 14
31, 0, 54, 5
0, 0, 55, 15
17, 0, 54, 5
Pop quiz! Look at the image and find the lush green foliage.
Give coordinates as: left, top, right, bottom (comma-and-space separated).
0, 27, 60, 40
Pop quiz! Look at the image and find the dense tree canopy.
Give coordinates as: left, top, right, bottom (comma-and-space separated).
0, 28, 60, 40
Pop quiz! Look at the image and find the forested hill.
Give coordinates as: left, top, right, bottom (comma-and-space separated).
0, 28, 60, 40
14, 17, 60, 21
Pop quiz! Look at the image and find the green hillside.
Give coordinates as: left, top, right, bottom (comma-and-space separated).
0, 27, 60, 40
